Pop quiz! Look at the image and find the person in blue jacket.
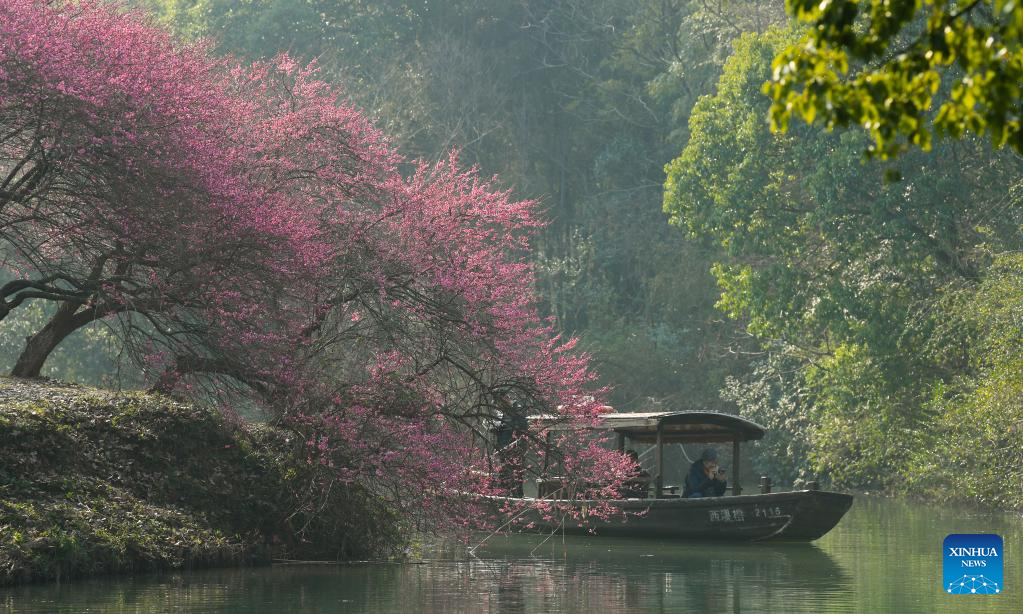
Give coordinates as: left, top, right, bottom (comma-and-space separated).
684, 447, 727, 497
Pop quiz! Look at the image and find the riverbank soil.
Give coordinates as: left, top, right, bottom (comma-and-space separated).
0, 378, 400, 585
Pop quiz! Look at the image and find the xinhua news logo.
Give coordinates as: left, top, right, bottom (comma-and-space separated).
944, 534, 1003, 595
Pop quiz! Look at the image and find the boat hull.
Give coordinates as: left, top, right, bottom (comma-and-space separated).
495, 490, 853, 542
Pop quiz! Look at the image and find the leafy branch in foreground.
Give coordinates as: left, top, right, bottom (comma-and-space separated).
767, 1, 1023, 158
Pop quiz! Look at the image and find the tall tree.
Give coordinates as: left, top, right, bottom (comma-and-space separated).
665, 29, 1023, 484
0, 0, 631, 528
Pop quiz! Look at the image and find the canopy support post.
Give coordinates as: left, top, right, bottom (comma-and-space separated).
655, 424, 664, 498
732, 437, 742, 496
541, 430, 552, 476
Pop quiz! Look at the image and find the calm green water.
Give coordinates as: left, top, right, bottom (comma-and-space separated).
1, 497, 1020, 613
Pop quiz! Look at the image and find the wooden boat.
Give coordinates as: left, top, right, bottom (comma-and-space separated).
493, 411, 853, 542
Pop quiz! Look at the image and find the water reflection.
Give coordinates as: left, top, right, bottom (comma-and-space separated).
1, 497, 1020, 613
466, 537, 853, 613
0, 544, 853, 613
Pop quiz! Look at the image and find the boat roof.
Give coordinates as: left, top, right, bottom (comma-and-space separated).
531, 411, 765, 444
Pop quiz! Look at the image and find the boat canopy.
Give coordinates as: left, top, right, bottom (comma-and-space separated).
531, 411, 765, 444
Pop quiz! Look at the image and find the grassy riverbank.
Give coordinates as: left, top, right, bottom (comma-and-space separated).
0, 378, 401, 585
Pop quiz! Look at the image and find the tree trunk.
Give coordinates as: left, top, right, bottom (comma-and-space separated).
11, 301, 105, 378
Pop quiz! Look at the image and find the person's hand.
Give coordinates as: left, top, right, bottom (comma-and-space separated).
715, 468, 726, 480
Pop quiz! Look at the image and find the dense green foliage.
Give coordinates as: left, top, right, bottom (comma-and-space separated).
667, 29, 1023, 503
0, 379, 401, 584
910, 254, 1023, 508
769, 1, 1023, 158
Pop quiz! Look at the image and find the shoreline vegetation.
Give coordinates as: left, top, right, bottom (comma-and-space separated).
2, 375, 1019, 588
2, 375, 1020, 588
0, 378, 403, 586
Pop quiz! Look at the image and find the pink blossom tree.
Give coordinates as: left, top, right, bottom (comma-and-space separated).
0, 0, 335, 378
0, 0, 633, 532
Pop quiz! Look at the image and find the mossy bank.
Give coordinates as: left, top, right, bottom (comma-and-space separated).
0, 378, 402, 585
